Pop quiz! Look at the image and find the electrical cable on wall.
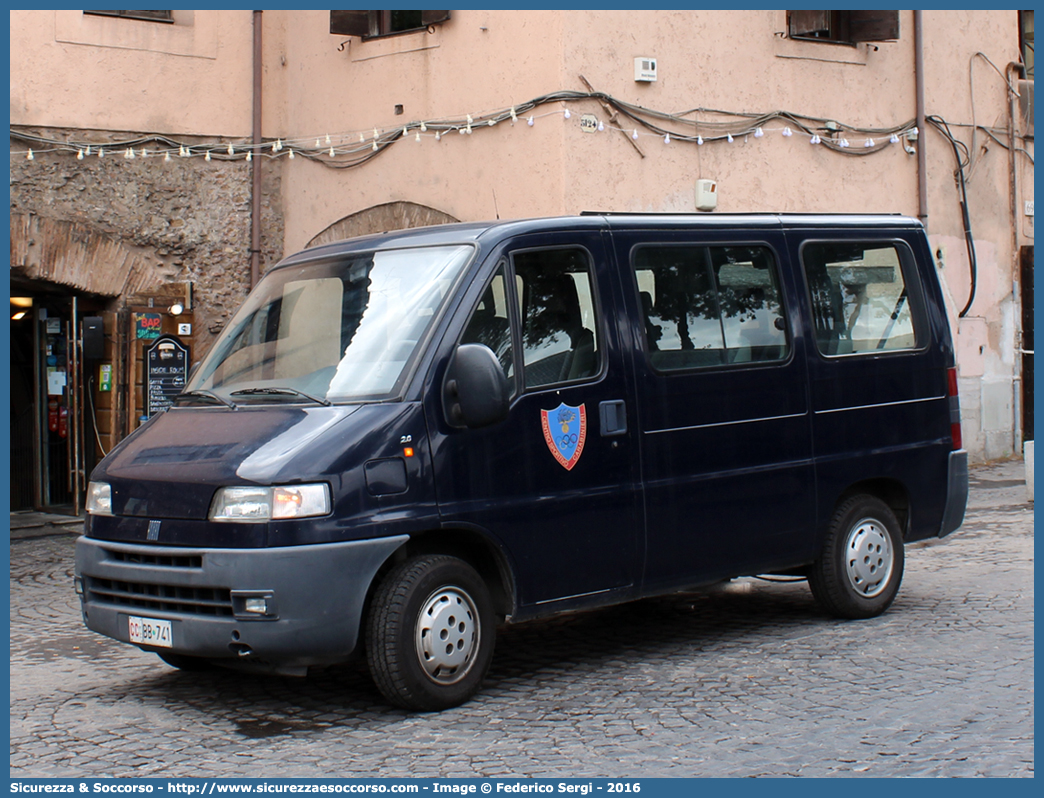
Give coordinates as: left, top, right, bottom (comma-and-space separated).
10, 89, 937, 168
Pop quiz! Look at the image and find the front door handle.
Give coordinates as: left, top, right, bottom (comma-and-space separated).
599, 400, 627, 437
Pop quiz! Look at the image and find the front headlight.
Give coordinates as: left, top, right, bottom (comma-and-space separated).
209, 484, 331, 522
86, 482, 113, 516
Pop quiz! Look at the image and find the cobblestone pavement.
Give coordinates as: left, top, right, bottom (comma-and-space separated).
10, 461, 1033, 779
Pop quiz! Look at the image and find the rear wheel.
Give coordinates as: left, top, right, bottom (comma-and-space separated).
366, 555, 495, 711
809, 495, 904, 619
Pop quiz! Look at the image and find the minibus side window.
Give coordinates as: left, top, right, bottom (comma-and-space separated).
802, 242, 921, 355
460, 264, 515, 383
513, 248, 601, 389
634, 245, 788, 371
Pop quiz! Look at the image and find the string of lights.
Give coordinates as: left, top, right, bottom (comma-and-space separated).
10, 89, 936, 168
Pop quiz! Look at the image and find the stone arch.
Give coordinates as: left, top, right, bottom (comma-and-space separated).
306, 201, 459, 249
10, 212, 175, 298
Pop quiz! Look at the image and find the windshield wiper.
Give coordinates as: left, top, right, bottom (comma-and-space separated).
229, 387, 332, 407
174, 390, 238, 409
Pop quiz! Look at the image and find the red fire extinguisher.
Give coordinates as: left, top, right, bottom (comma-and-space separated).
48, 399, 59, 433
58, 405, 69, 439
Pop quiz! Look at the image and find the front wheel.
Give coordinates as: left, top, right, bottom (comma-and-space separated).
366, 555, 495, 711
808, 495, 904, 619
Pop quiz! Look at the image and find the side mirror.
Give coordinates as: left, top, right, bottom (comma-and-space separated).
443, 344, 510, 429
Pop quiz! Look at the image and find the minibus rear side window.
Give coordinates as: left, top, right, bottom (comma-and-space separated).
633, 245, 789, 371
802, 242, 922, 356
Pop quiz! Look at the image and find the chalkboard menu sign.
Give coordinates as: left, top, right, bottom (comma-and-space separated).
145, 335, 191, 417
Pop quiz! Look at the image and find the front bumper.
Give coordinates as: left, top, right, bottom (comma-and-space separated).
75, 534, 407, 673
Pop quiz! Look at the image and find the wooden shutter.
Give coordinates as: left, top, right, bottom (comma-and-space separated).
421, 10, 451, 26
330, 10, 371, 37
849, 10, 900, 42
789, 10, 830, 38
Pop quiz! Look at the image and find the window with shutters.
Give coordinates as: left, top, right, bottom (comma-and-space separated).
330, 10, 450, 40
787, 10, 899, 45
84, 10, 174, 24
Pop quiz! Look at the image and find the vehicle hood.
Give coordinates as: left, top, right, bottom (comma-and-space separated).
94, 404, 364, 519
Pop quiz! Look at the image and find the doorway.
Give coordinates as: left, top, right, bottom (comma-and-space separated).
9, 283, 104, 514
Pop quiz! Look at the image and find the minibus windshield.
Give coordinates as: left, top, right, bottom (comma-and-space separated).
186, 244, 473, 403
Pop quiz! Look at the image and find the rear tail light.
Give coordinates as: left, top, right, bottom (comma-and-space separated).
947, 367, 963, 450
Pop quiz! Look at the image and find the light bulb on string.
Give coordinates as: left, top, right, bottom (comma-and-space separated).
810, 134, 821, 145
487, 119, 495, 127
77, 150, 84, 160
141, 149, 149, 158
889, 133, 900, 144
205, 150, 211, 162
288, 149, 294, 159
85, 145, 92, 156
359, 133, 366, 143
782, 127, 793, 137
164, 151, 171, 162
727, 134, 734, 143
415, 131, 421, 142
179, 145, 187, 157
26, 149, 33, 161
372, 141, 378, 151
754, 127, 764, 138
226, 143, 234, 155
664, 133, 670, 144
402, 127, 409, 139
373, 128, 379, 141
527, 117, 534, 126
245, 150, 252, 162
839, 138, 849, 148
330, 146, 337, 156
864, 138, 875, 148
697, 136, 704, 145
435, 131, 442, 141
420, 122, 427, 132
124, 148, 134, 159
632, 129, 639, 140
316, 138, 321, 147
564, 108, 571, 119
98, 148, 105, 158
510, 107, 517, 124
597, 121, 604, 132
325, 134, 331, 145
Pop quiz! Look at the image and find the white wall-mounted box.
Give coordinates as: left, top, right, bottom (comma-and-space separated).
634, 57, 657, 82
695, 178, 718, 211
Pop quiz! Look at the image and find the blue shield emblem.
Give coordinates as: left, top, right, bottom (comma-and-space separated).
540, 403, 587, 471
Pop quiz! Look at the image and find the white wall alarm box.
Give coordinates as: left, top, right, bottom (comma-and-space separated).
635, 57, 657, 82
695, 179, 718, 212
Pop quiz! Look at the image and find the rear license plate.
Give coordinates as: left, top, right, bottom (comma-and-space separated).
128, 615, 173, 648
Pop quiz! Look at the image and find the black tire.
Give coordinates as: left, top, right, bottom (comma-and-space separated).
366, 555, 495, 711
808, 495, 905, 619
156, 652, 215, 671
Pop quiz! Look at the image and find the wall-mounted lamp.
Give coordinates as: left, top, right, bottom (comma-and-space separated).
169, 303, 184, 316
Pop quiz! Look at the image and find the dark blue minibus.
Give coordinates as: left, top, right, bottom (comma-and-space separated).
75, 214, 968, 710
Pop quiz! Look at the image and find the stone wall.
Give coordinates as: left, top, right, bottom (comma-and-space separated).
9, 129, 284, 356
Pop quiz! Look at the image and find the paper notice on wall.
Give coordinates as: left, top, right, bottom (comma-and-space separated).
47, 368, 67, 396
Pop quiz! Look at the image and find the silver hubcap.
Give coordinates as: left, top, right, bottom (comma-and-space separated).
845, 518, 893, 598
415, 586, 479, 685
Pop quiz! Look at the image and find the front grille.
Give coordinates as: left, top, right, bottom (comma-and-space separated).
110, 550, 204, 569
87, 578, 233, 616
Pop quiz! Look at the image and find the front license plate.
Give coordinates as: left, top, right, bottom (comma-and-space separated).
128, 616, 173, 648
